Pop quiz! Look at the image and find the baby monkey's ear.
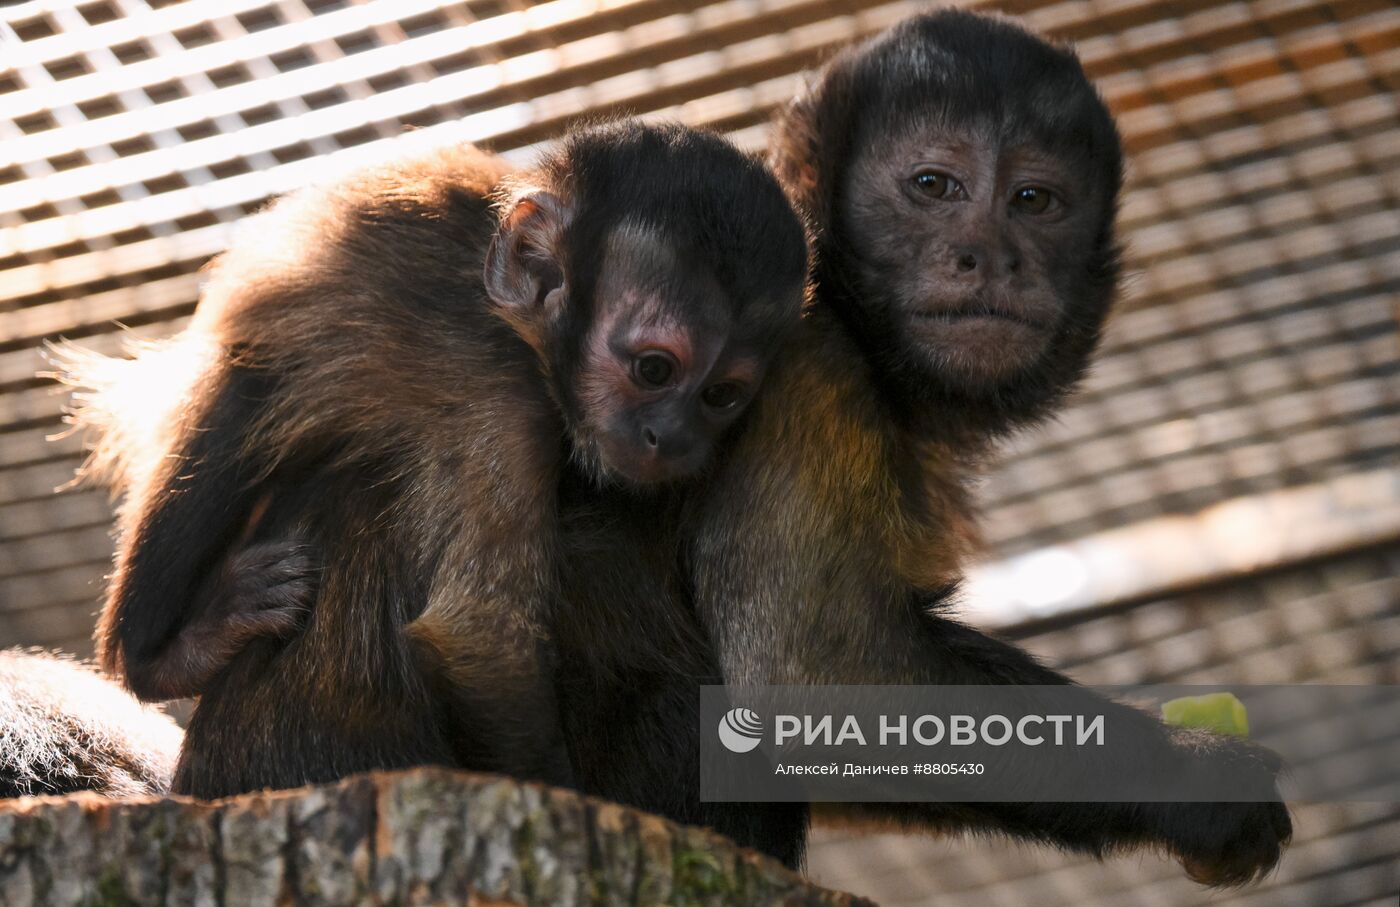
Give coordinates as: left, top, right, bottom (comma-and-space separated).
484, 191, 570, 317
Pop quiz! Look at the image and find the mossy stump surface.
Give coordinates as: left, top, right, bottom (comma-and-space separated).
0, 767, 872, 907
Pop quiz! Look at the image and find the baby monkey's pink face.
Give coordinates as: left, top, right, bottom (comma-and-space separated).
840, 124, 1109, 391
575, 224, 785, 486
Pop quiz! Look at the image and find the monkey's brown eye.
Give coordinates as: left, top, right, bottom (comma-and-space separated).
1012, 186, 1055, 214
632, 352, 677, 388
912, 170, 959, 199
701, 381, 745, 411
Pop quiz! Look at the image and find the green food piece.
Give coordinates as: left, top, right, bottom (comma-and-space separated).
1161, 692, 1250, 738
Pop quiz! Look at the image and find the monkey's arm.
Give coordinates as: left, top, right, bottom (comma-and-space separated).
689, 360, 1288, 883
826, 606, 1292, 886
120, 539, 316, 700
98, 364, 290, 701
706, 563, 1289, 883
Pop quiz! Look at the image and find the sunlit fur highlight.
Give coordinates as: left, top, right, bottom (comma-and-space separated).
0, 650, 182, 798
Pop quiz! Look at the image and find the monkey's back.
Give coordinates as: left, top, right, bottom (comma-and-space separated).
187, 146, 545, 465
159, 146, 567, 796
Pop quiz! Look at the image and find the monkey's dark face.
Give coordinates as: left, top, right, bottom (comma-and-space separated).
838, 124, 1109, 393
574, 225, 774, 486
768, 10, 1123, 433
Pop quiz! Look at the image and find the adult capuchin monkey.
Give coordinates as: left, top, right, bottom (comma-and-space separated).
105, 10, 1289, 887
689, 10, 1289, 882
55, 121, 807, 799
561, 9, 1289, 886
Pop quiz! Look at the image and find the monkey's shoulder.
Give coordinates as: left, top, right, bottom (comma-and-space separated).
195, 144, 513, 326
305, 142, 513, 234
742, 311, 893, 478
187, 165, 532, 386
177, 147, 544, 457
692, 310, 900, 560
330, 144, 514, 245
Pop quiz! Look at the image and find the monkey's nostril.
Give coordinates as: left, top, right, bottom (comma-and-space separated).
956, 254, 977, 272
642, 427, 659, 448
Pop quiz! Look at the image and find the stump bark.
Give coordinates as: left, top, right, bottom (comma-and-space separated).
0, 767, 873, 907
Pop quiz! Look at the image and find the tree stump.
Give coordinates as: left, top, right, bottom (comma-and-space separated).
0, 767, 873, 906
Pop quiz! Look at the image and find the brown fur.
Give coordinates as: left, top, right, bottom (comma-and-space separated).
120, 143, 567, 793
59, 123, 806, 800
675, 11, 1289, 885
690, 311, 980, 685
52, 13, 1287, 886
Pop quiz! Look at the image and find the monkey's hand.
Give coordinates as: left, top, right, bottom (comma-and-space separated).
1156, 729, 1292, 887
123, 539, 318, 701
214, 539, 319, 637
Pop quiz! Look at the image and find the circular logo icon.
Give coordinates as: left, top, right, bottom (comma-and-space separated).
717, 707, 764, 754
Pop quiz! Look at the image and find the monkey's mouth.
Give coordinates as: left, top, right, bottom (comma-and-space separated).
911, 307, 1047, 330
910, 291, 1057, 330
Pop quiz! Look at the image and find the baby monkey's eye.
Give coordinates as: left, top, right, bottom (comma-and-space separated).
912, 170, 962, 199
701, 381, 745, 411
1011, 186, 1056, 215
632, 351, 677, 388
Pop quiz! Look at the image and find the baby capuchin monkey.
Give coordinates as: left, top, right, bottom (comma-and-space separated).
62, 121, 806, 798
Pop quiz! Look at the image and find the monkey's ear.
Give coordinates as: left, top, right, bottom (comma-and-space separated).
484, 192, 568, 313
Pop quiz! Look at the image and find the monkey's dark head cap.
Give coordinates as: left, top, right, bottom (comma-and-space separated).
538, 120, 808, 329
